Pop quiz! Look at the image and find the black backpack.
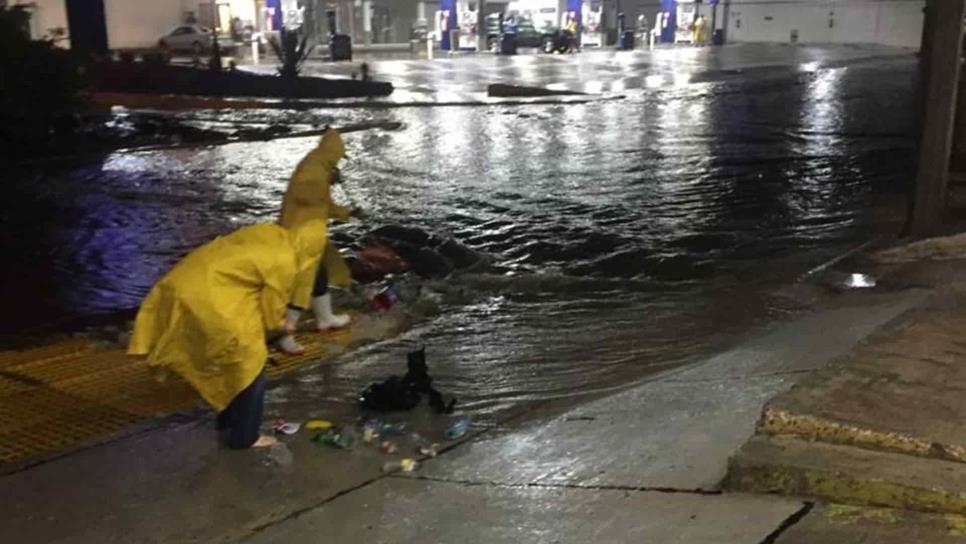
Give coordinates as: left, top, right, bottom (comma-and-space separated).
358, 347, 456, 413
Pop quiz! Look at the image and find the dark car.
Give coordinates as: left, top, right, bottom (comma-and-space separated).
486, 14, 557, 53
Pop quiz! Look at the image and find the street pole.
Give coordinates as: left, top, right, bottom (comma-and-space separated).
910, 0, 966, 236
362, 0, 372, 46
478, 0, 487, 52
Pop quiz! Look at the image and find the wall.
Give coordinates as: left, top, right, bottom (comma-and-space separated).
102, 0, 189, 49
724, 0, 924, 47
324, 0, 425, 44
14, 0, 70, 45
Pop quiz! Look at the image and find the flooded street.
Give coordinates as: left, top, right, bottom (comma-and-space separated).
1, 45, 918, 420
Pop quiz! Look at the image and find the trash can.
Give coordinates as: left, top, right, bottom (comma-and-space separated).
618, 30, 635, 50
330, 33, 352, 61
712, 29, 724, 46
500, 33, 517, 55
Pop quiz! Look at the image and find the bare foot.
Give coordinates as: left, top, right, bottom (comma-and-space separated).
251, 435, 278, 448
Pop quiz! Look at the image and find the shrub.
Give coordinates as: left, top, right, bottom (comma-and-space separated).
0, 4, 85, 148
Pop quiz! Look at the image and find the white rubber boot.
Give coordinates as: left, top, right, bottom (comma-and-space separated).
277, 308, 304, 354
312, 293, 351, 331
277, 335, 304, 355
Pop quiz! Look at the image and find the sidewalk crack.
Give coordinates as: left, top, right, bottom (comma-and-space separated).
758, 501, 814, 544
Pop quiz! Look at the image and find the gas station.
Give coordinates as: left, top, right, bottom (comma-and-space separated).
432, 0, 720, 54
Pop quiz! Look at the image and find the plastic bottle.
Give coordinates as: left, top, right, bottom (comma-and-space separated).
314, 429, 354, 449
444, 415, 471, 440
382, 458, 419, 473
379, 421, 407, 436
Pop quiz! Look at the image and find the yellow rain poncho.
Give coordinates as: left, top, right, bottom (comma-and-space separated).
279, 128, 352, 308
127, 221, 327, 411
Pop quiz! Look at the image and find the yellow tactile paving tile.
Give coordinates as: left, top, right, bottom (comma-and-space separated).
0, 388, 142, 465
13, 348, 128, 385
266, 329, 353, 378
0, 374, 38, 395
0, 330, 348, 468
49, 364, 199, 418
0, 339, 96, 370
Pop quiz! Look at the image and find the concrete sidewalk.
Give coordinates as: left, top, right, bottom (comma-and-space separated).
727, 255, 966, 520
240, 290, 924, 544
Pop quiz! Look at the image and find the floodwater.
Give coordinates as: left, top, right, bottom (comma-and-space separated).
1, 47, 918, 420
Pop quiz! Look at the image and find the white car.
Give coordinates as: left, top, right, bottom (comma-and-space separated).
158, 25, 234, 55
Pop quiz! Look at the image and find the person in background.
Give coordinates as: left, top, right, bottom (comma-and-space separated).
564, 14, 579, 52
276, 128, 360, 354
637, 13, 649, 46
128, 221, 327, 449
693, 15, 709, 45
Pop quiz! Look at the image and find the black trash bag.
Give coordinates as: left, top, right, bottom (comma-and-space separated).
359, 347, 456, 413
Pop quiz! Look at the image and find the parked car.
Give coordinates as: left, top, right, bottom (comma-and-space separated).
158, 25, 235, 55
486, 14, 558, 53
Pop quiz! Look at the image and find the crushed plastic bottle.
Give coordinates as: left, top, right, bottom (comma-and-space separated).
382, 458, 419, 474
444, 415, 471, 440
313, 428, 354, 449
379, 421, 407, 436
266, 443, 293, 467
360, 418, 407, 441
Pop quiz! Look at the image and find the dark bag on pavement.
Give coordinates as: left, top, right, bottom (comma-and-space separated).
358, 347, 456, 413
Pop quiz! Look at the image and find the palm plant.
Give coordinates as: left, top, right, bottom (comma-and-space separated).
269, 28, 313, 80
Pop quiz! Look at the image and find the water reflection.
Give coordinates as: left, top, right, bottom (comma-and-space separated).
0, 56, 918, 414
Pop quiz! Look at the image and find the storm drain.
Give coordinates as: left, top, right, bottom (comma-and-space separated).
0, 330, 351, 469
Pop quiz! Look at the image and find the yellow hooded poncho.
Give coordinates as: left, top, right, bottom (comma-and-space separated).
279, 128, 352, 308
127, 221, 327, 411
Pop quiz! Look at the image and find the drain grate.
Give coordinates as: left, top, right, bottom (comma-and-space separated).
0, 329, 350, 469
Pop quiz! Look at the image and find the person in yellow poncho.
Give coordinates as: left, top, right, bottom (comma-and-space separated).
276, 128, 361, 355
128, 221, 327, 449
693, 15, 709, 45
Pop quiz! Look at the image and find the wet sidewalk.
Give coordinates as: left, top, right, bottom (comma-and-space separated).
727, 250, 966, 518
0, 282, 930, 542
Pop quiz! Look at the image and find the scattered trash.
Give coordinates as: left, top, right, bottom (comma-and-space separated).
266, 443, 293, 467
273, 419, 301, 435
844, 273, 876, 289
367, 284, 400, 311
313, 428, 355, 449
382, 458, 419, 473
304, 419, 334, 431
411, 433, 440, 457
379, 440, 399, 454
358, 347, 457, 413
358, 418, 408, 445
444, 415, 471, 440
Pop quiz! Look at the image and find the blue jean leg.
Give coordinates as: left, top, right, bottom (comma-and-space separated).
219, 369, 267, 449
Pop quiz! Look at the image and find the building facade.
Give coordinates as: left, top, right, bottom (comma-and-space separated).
12, 0, 926, 51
